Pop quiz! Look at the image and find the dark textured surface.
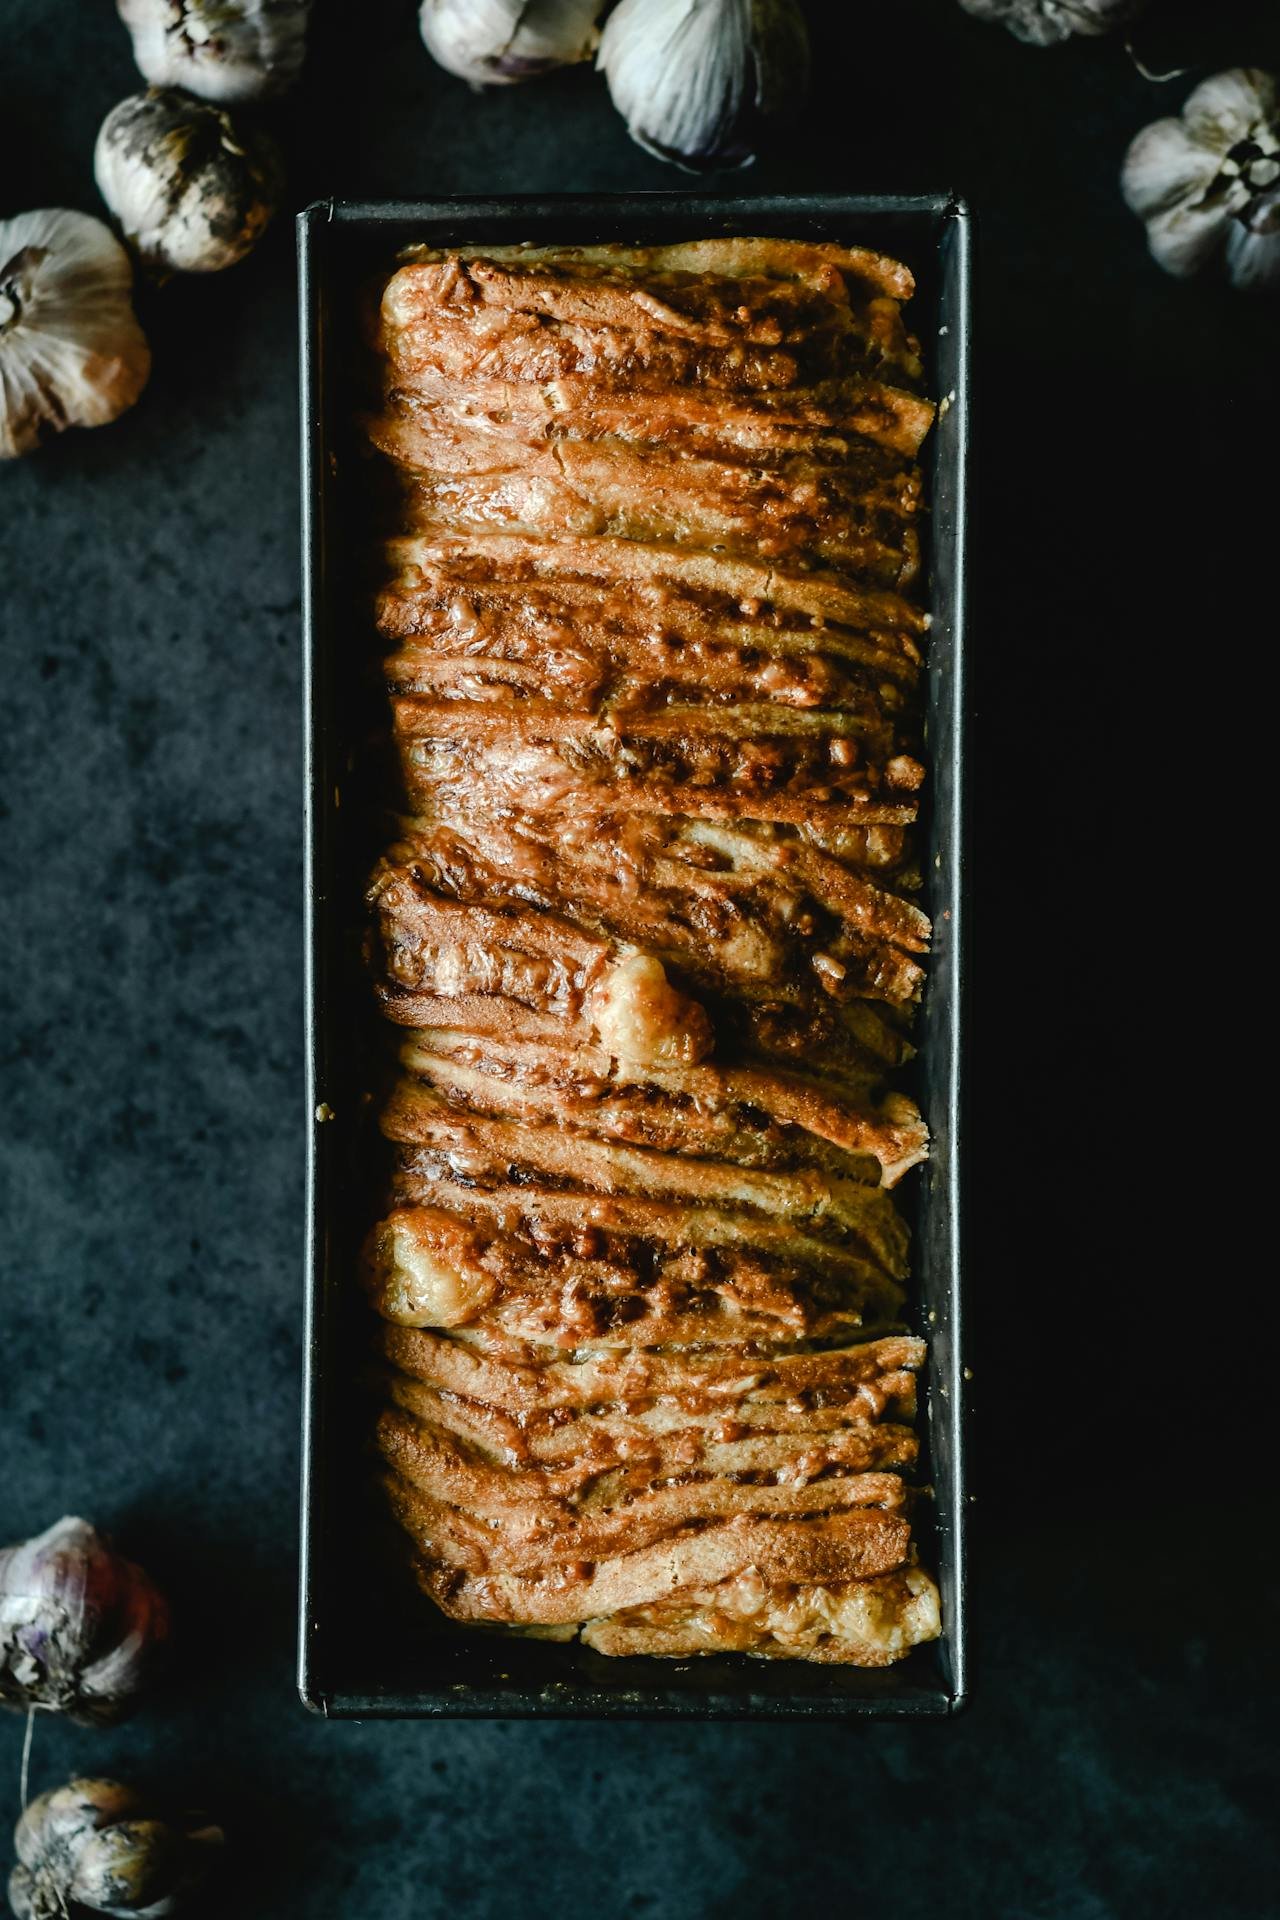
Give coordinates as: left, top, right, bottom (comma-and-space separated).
1, 2, 1276, 1915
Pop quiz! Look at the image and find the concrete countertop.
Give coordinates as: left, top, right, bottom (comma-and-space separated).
2, 3, 1275, 1913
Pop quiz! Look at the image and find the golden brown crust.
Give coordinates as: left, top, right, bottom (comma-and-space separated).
382, 1369, 919, 1476
379, 1414, 912, 1577
364, 1196, 906, 1349
360, 236, 940, 1668
579, 1564, 941, 1665
394, 1482, 915, 1621
389, 238, 919, 302
377, 1324, 927, 1414
394, 1027, 928, 1187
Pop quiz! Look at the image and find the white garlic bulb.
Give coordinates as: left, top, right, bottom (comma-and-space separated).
598, 0, 809, 171
117, 0, 311, 104
956, 0, 1142, 44
0, 210, 150, 461
9, 1778, 222, 1920
1123, 69, 1280, 289
0, 1516, 169, 1724
420, 0, 603, 86
95, 88, 281, 275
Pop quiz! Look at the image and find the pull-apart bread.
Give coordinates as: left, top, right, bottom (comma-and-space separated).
362, 237, 942, 1667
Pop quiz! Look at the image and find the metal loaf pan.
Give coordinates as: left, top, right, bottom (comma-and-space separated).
299, 193, 969, 1718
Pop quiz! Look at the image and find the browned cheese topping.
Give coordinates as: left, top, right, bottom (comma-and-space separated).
363, 236, 941, 1667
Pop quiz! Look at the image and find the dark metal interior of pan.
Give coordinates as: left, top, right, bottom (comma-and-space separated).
299, 194, 969, 1718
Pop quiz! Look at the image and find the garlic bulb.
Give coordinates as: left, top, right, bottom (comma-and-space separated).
0, 1516, 169, 1724
117, 0, 311, 104
956, 0, 1142, 45
9, 1779, 222, 1920
95, 89, 280, 275
1123, 69, 1280, 289
419, 0, 602, 87
598, 0, 809, 171
0, 210, 150, 461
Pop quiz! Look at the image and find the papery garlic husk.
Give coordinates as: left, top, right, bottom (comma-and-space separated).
598, 0, 809, 171
956, 0, 1143, 45
9, 1779, 223, 1920
1123, 69, 1280, 289
117, 0, 311, 104
0, 209, 150, 461
0, 1516, 170, 1725
419, 0, 603, 86
95, 88, 281, 275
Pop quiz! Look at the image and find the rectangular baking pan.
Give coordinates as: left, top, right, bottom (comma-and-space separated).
299, 193, 970, 1718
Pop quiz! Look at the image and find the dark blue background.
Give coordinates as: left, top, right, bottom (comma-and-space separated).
2, 3, 1275, 1914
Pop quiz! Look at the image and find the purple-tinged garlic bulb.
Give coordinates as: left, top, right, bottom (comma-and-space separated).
420, 0, 603, 86
0, 210, 150, 461
1123, 68, 1280, 289
0, 1517, 169, 1725
956, 0, 1143, 45
9, 1779, 222, 1920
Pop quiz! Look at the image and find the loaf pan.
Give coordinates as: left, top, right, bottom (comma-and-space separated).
299, 193, 970, 1718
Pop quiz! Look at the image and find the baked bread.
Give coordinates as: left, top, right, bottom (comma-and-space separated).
361, 237, 941, 1666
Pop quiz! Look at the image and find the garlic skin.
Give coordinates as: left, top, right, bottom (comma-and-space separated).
0, 210, 150, 461
0, 1516, 170, 1725
1123, 69, 1280, 289
598, 0, 810, 171
9, 1779, 223, 1920
419, 0, 602, 87
117, 0, 311, 104
95, 89, 280, 276
956, 0, 1142, 45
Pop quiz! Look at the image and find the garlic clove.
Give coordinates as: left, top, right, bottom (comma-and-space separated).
77, 1574, 169, 1714
94, 88, 281, 276
0, 210, 150, 460
598, 0, 809, 172
1226, 194, 1280, 289
1144, 196, 1233, 279
13, 1780, 146, 1875
1121, 118, 1220, 221
419, 0, 602, 86
117, 0, 311, 105
1182, 66, 1275, 155
69, 1819, 187, 1916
